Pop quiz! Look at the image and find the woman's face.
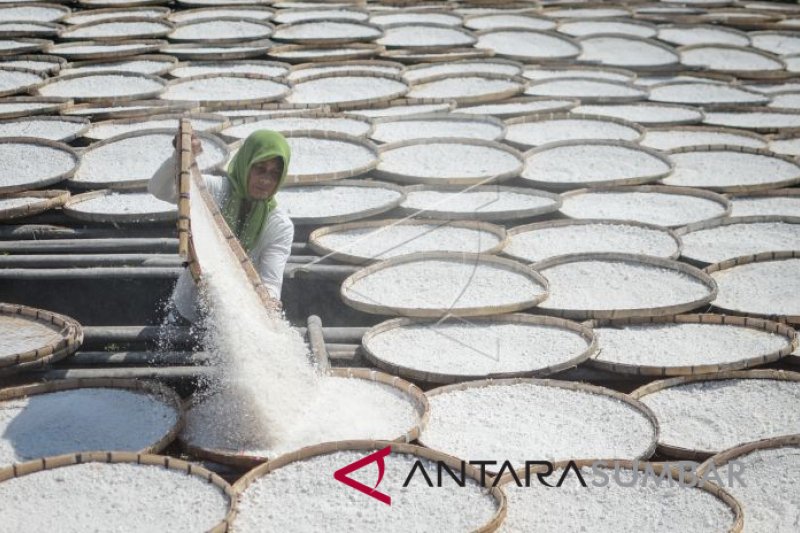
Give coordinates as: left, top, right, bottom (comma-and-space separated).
247, 157, 283, 200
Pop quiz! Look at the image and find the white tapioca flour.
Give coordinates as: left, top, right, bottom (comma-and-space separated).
172, 62, 288, 79
716, 446, 800, 533
65, 8, 166, 25
161, 76, 287, 103
59, 59, 171, 76
286, 75, 407, 105
573, 103, 703, 124
0, 388, 179, 466
681, 46, 784, 71
680, 221, 800, 264
0, 141, 75, 188
0, 59, 58, 73
526, 78, 645, 99
0, 69, 42, 93
476, 29, 580, 60
171, 20, 271, 41
370, 117, 502, 143
379, 142, 520, 180
0, 101, 56, 115
0, 462, 230, 533
283, 136, 376, 177
349, 102, 451, 118
372, 12, 462, 27
408, 76, 520, 101
639, 378, 800, 453
657, 26, 750, 47
278, 185, 401, 220
0, 196, 38, 211
401, 188, 557, 216
559, 20, 656, 37
275, 8, 367, 24
523, 66, 632, 83
71, 192, 174, 215
38, 74, 163, 100
729, 195, 800, 217
710, 258, 800, 317
170, 7, 273, 23
505, 117, 641, 147
365, 319, 591, 376
275, 20, 381, 41
0, 118, 84, 141
704, 110, 800, 130
224, 116, 371, 139
505, 223, 679, 262
466, 14, 555, 31
379, 25, 474, 48
0, 5, 65, 22
344, 259, 546, 311
593, 322, 791, 368
640, 129, 766, 151
537, 260, 711, 312
289, 62, 399, 81
664, 150, 800, 189
403, 61, 520, 82
422, 382, 656, 466
458, 98, 575, 117
0, 316, 61, 362
751, 32, 800, 55
559, 190, 727, 227
500, 463, 736, 532
579, 36, 678, 67
48, 43, 149, 56
64, 21, 168, 39
234, 450, 499, 532
649, 82, 767, 105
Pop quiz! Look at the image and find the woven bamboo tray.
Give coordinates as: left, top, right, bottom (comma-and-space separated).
274, 6, 368, 25
0, 20, 62, 38
533, 252, 718, 320
0, 190, 69, 221
61, 53, 178, 77
287, 58, 403, 81
377, 22, 476, 50
557, 16, 659, 39
62, 189, 177, 223
0, 3, 71, 24
229, 440, 506, 532
63, 99, 197, 120
0, 137, 79, 194
503, 112, 644, 150
84, 112, 228, 141
678, 43, 788, 79
160, 73, 290, 108
272, 18, 383, 45
167, 17, 274, 44
0, 37, 50, 56
159, 39, 273, 61
0, 54, 66, 75
341, 250, 549, 318
59, 17, 174, 41
697, 433, 800, 486
456, 96, 579, 119
647, 80, 770, 107
641, 125, 767, 151
268, 42, 384, 63
0, 303, 81, 375
462, 11, 555, 31
524, 76, 648, 103
362, 313, 596, 385
403, 57, 523, 82
220, 110, 372, 142
169, 59, 290, 79
277, 130, 379, 184
278, 179, 405, 225
407, 72, 527, 106
726, 188, 800, 217
584, 314, 797, 377
573, 101, 706, 126
370, 112, 504, 144
286, 70, 409, 110
0, 451, 234, 533
702, 106, 800, 134
167, 5, 275, 24
63, 6, 171, 25
0, 378, 182, 453
578, 33, 681, 70
0, 96, 71, 119
348, 96, 456, 117
630, 369, 800, 460
381, 46, 493, 64
655, 23, 750, 47
475, 28, 581, 63
35, 71, 167, 104
47, 39, 165, 60
522, 62, 637, 82
372, 9, 462, 27
180, 367, 430, 468
0, 115, 89, 142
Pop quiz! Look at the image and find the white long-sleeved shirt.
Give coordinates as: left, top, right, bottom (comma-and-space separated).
148, 155, 294, 322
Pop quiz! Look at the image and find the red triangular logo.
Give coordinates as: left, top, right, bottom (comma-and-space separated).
333, 446, 392, 505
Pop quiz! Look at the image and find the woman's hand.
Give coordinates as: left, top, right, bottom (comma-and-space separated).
172, 132, 204, 156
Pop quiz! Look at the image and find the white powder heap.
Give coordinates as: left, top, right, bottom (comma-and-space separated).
289, 63, 399, 81
161, 76, 287, 102
752, 32, 800, 55
594, 322, 790, 368
86, 116, 223, 140
75, 133, 225, 185
0, 118, 84, 141
422, 382, 655, 465
640, 129, 766, 151
560, 190, 727, 227
408, 76, 521, 101
379, 142, 520, 180
658, 26, 750, 47
0, 59, 59, 73
350, 103, 451, 118
182, 376, 419, 458
506, 223, 678, 262
704, 110, 800, 130
523, 66, 633, 82
506, 117, 641, 147
717, 446, 800, 533
224, 116, 370, 139
526, 78, 645, 98
730, 195, 800, 217
170, 7, 273, 23
283, 136, 375, 177
0, 196, 38, 211
649, 82, 768, 105
171, 19, 272, 41
275, 20, 381, 41
538, 260, 711, 312
559, 20, 656, 38
573, 103, 704, 124
71, 192, 174, 215
59, 59, 171, 76
379, 25, 474, 47
681, 46, 784, 71
345, 258, 546, 311
0, 69, 41, 92
640, 378, 800, 453
371, 117, 502, 143
522, 143, 669, 186
458, 98, 575, 117
279, 185, 401, 219
711, 258, 800, 316
315, 223, 502, 259
64, 21, 168, 39
38, 74, 163, 99
286, 75, 407, 105
275, 8, 367, 24
770, 91, 800, 108
476, 29, 580, 60
501, 463, 735, 533
579, 36, 678, 67
0, 388, 178, 465
0, 141, 75, 188
172, 62, 288, 79
366, 319, 590, 376
234, 451, 498, 532
371, 12, 462, 26
404, 61, 520, 82
0, 5, 65, 22
681, 221, 800, 264
0, 462, 229, 533
466, 14, 555, 31
0, 316, 61, 362
663, 151, 800, 189
402, 188, 556, 216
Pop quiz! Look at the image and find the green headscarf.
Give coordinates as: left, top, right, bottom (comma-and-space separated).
223, 130, 291, 251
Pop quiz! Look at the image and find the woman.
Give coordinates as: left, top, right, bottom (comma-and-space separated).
149, 130, 294, 323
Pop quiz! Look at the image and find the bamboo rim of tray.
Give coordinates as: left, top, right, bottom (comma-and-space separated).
161, 72, 289, 107
630, 369, 800, 460
726, 187, 800, 207
287, 58, 404, 80
521, 139, 674, 191
556, 15, 659, 38
167, 5, 275, 24
284, 70, 408, 110
406, 72, 527, 106
456, 95, 580, 118
169, 59, 290, 79
62, 53, 178, 77
420, 376, 660, 462
46, 39, 165, 60
704, 250, 800, 325
272, 18, 383, 45
348, 96, 456, 116
84, 112, 228, 141
159, 39, 273, 60
524, 76, 648, 103
0, 189, 70, 221
505, 218, 683, 263
497, 457, 744, 533
0, 54, 66, 75
665, 145, 800, 193
62, 189, 176, 223
647, 79, 770, 107
678, 43, 788, 79
76, 0, 170, 7
533, 252, 718, 319
309, 218, 508, 265
0, 20, 62, 38
503, 111, 645, 149
380, 46, 493, 63
377, 21, 476, 50
0, 3, 71, 23
63, 99, 197, 120
698, 434, 800, 480
273, 130, 379, 184
403, 56, 523, 81
180, 367, 430, 469
0, 95, 71, 118
702, 105, 800, 133
63, 6, 171, 25
369, 112, 505, 144
0, 378, 183, 453
474, 27, 581, 62
198, 101, 330, 115
699, 8, 785, 27
462, 12, 556, 31
362, 313, 597, 385
220, 110, 372, 143
655, 22, 751, 47
228, 439, 506, 532
35, 70, 166, 103
675, 215, 800, 266
341, 250, 549, 318
0, 136, 79, 193
0, 37, 50, 56
3, 115, 89, 145
374, 137, 523, 185
0, 302, 81, 374
268, 42, 384, 63
584, 314, 798, 377
279, 178, 405, 224
273, 5, 368, 25
577, 32, 681, 70
167, 17, 274, 45
642, 124, 768, 150
59, 16, 175, 42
